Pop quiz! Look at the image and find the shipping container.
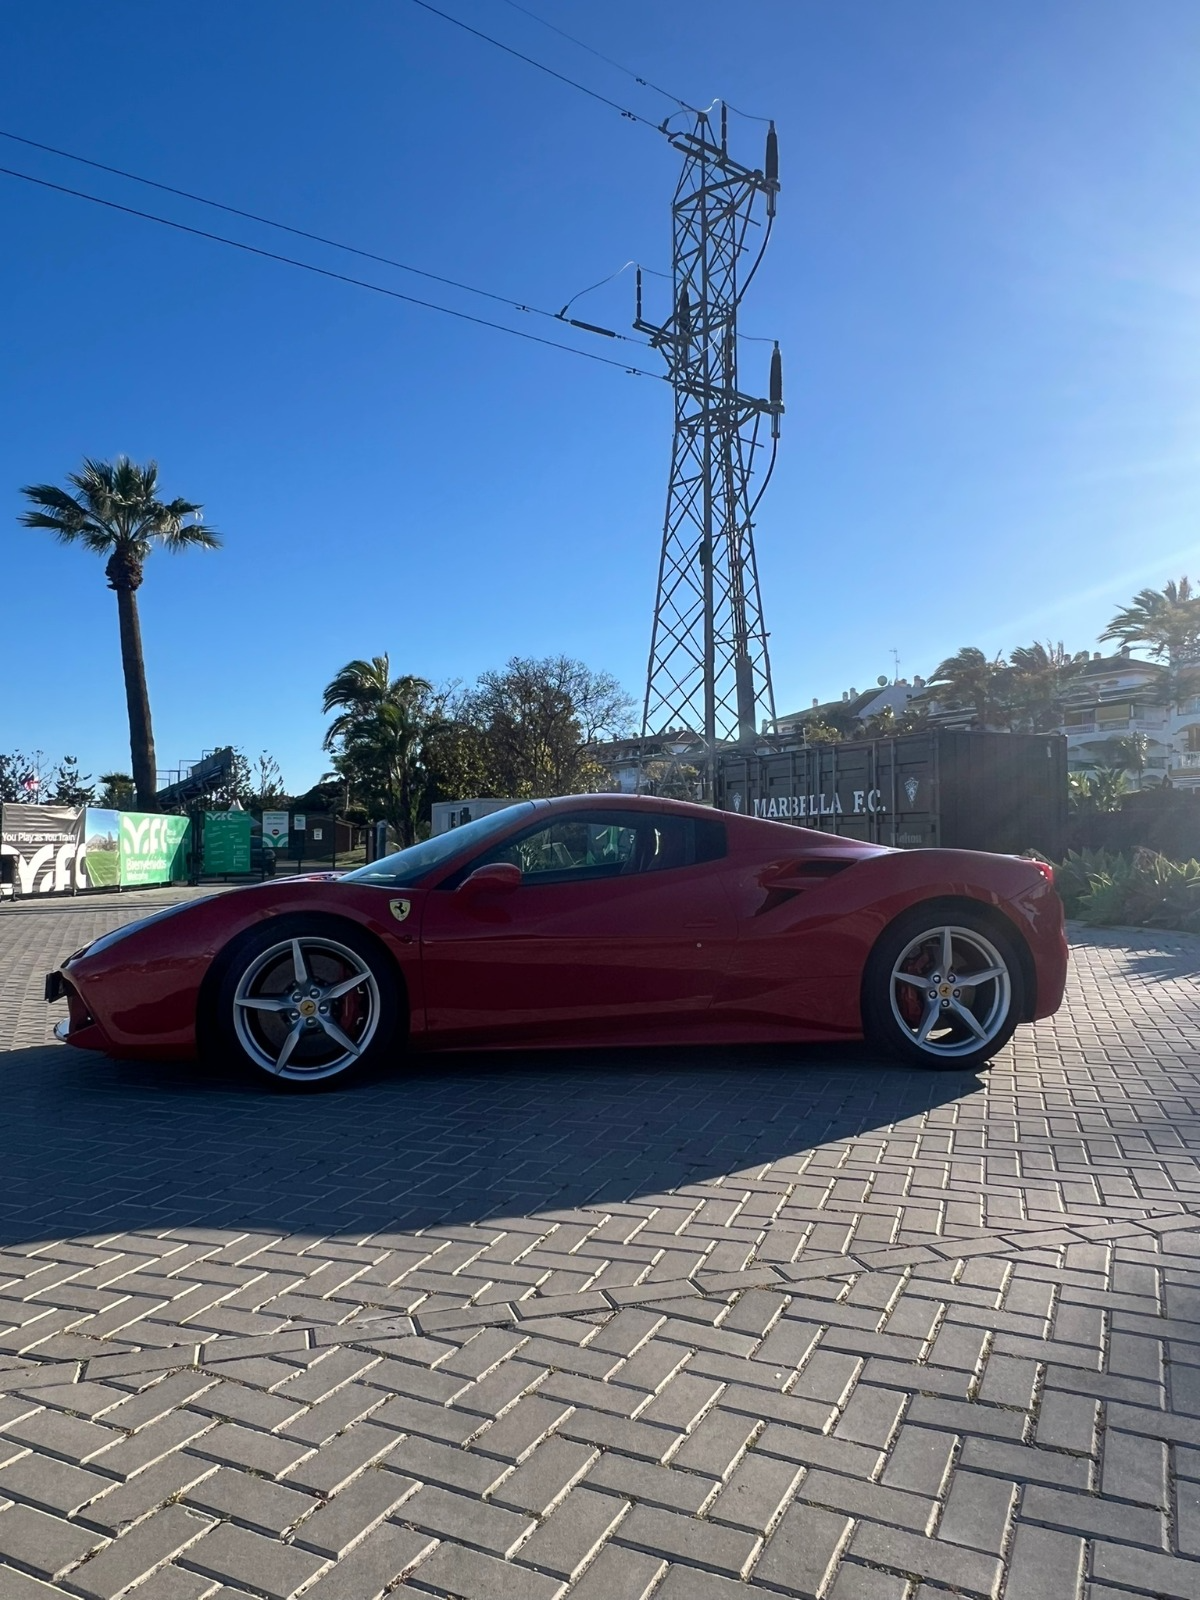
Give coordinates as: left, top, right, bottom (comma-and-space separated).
716, 731, 1067, 858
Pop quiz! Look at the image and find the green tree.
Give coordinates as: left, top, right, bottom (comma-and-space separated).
322, 657, 450, 846
1007, 641, 1089, 732
928, 647, 1010, 727
642, 759, 701, 799
462, 656, 630, 797
97, 772, 135, 809
19, 457, 220, 809
48, 756, 95, 807
1105, 731, 1150, 790
1100, 577, 1200, 664
798, 718, 843, 745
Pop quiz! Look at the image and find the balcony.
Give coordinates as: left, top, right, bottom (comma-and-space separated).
1177, 751, 1200, 769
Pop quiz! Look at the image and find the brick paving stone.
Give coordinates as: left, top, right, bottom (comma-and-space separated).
751, 1501, 852, 1594
492, 1436, 597, 1515
65, 1504, 215, 1600
183, 1465, 315, 1536
1005, 1522, 1086, 1600
403, 1538, 563, 1600
281, 1420, 398, 1494
180, 1520, 328, 1598
585, 1453, 711, 1516
849, 1521, 1002, 1597
0, 1453, 113, 1518
400, 1482, 534, 1556
6, 912, 1200, 1598
291, 1467, 418, 1557
937, 1469, 1016, 1554
515, 1484, 628, 1579
615, 1501, 759, 1576
564, 1542, 665, 1599
708, 1450, 801, 1533
301, 1524, 437, 1600
0, 1501, 104, 1578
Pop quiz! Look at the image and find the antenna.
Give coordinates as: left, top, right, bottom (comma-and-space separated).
638, 109, 783, 796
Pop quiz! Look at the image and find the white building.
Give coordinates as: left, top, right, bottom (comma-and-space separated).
1056, 650, 1200, 788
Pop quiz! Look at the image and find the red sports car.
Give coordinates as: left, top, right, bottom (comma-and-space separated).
45, 794, 1067, 1088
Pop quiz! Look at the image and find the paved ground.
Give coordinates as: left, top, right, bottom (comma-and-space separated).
1, 892, 1199, 1599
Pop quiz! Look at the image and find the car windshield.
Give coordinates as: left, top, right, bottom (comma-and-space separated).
339, 803, 537, 887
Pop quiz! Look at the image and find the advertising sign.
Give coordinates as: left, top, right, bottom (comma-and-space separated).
203, 811, 252, 875
0, 804, 84, 895
81, 808, 121, 888
261, 810, 289, 854
119, 812, 190, 886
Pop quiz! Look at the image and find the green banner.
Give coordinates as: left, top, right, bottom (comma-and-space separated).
203, 810, 252, 875
119, 812, 190, 886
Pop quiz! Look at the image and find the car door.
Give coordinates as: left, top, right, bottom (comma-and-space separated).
418, 809, 737, 1044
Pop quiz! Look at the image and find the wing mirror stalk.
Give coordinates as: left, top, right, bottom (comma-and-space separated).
458, 862, 522, 897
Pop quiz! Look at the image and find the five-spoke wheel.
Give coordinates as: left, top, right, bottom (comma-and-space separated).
864, 903, 1024, 1071
213, 919, 398, 1088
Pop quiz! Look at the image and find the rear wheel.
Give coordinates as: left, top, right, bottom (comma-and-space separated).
213, 919, 399, 1089
863, 903, 1025, 1071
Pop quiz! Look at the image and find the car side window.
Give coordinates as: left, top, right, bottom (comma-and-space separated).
489, 818, 640, 882
449, 811, 721, 888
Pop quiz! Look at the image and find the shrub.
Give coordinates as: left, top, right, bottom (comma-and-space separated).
1061, 846, 1200, 931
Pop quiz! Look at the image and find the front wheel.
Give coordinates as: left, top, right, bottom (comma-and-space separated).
213, 919, 400, 1089
862, 904, 1025, 1072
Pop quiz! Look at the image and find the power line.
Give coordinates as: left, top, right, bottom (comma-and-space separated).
0, 164, 668, 381
406, 0, 662, 130
0, 128, 649, 348
494, 0, 696, 114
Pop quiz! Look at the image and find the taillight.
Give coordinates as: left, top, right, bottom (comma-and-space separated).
1031, 860, 1055, 886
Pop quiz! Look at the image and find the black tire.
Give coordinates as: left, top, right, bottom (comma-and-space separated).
862, 900, 1026, 1072
211, 916, 401, 1091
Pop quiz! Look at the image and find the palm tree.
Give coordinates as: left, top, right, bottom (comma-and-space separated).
1007, 641, 1090, 732
322, 657, 449, 846
98, 772, 135, 809
928, 647, 1009, 727
19, 458, 219, 810
1100, 577, 1200, 664
1105, 731, 1150, 790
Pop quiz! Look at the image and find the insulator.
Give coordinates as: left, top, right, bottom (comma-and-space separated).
765, 122, 779, 185
677, 286, 691, 336
636, 267, 643, 321
770, 343, 783, 408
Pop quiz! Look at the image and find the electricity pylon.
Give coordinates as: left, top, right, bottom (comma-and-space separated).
637, 105, 783, 794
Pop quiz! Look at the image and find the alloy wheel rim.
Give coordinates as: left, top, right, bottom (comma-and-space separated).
889, 924, 1011, 1059
232, 936, 379, 1080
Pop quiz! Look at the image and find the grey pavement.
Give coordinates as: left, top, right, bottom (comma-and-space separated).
0, 890, 1199, 1598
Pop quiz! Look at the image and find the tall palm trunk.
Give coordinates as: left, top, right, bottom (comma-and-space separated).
109, 559, 158, 811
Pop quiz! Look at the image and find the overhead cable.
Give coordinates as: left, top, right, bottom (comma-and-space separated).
0, 128, 650, 349
0, 165, 668, 381
495, 0, 697, 113
406, 0, 662, 130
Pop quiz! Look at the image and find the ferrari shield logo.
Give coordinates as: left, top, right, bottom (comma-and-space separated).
389, 898, 411, 923
904, 777, 920, 805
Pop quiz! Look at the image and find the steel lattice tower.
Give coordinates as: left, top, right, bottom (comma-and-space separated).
637, 106, 783, 790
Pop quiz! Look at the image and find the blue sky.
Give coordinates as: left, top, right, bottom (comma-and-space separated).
3, 0, 1199, 793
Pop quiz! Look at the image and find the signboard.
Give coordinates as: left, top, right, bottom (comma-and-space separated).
0, 804, 84, 895
203, 811, 252, 875
261, 810, 289, 854
120, 812, 190, 886
293, 814, 307, 831
81, 808, 121, 888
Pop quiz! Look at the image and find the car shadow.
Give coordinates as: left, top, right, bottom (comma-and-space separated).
1068, 924, 1200, 981
0, 1039, 978, 1250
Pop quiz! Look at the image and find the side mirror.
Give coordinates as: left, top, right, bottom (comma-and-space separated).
458, 861, 522, 896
